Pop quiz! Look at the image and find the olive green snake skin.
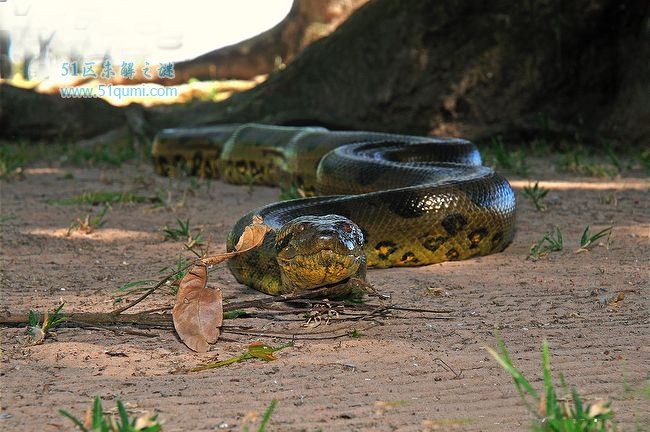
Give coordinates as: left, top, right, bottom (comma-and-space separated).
152, 123, 516, 295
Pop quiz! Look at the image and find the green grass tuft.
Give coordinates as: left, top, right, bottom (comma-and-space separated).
558, 149, 618, 178
279, 184, 306, 201
0, 142, 27, 179
67, 206, 110, 236
162, 219, 205, 253
523, 182, 550, 211
27, 302, 67, 344
483, 136, 530, 177
577, 226, 612, 253
51, 191, 158, 206
529, 227, 564, 260
1, 138, 149, 173
59, 396, 162, 432
486, 334, 616, 431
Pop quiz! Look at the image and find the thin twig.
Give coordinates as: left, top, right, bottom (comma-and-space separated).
223, 284, 361, 311
222, 322, 380, 340
110, 259, 199, 315
136, 306, 173, 314
433, 357, 463, 379
386, 305, 453, 314
71, 322, 159, 338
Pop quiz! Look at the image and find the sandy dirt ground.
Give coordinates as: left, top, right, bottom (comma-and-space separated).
0, 158, 648, 431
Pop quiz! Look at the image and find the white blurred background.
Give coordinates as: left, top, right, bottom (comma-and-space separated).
0, 0, 292, 80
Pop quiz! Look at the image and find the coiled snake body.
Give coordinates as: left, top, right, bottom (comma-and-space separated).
152, 124, 516, 295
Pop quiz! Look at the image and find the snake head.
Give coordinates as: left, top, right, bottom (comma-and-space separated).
275, 214, 366, 291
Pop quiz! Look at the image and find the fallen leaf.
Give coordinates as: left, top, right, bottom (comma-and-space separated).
172, 217, 270, 352
201, 215, 271, 266
235, 215, 271, 251
172, 264, 223, 352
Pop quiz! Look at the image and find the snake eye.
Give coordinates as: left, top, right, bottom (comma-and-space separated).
275, 232, 294, 253
296, 223, 306, 232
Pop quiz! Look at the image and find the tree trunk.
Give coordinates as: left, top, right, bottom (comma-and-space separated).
0, 30, 11, 79
2, 0, 648, 147
0, 84, 129, 140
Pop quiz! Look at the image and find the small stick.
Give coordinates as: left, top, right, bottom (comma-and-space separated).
385, 305, 453, 314
433, 357, 463, 379
109, 259, 199, 315
72, 322, 159, 338
222, 322, 380, 340
0, 312, 174, 328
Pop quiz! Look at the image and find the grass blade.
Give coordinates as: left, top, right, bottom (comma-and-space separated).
92, 396, 103, 428
117, 399, 129, 429
257, 399, 277, 432
58, 409, 90, 432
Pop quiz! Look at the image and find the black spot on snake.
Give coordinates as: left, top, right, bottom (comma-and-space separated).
468, 228, 489, 249
422, 235, 447, 252
235, 160, 247, 174
491, 231, 503, 245
374, 240, 397, 260
441, 213, 468, 235
400, 252, 419, 263
446, 248, 460, 260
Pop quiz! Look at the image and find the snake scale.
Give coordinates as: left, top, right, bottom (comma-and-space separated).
152, 123, 516, 295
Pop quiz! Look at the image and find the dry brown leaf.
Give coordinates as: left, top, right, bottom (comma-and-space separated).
201, 215, 271, 266
173, 217, 269, 352
235, 214, 271, 251
172, 264, 223, 352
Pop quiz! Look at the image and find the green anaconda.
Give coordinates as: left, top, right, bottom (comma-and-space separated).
152, 123, 516, 295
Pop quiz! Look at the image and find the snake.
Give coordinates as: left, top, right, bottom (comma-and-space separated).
152, 123, 516, 295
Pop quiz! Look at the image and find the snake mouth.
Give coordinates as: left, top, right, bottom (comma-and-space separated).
277, 249, 363, 276
277, 249, 364, 290
277, 248, 357, 263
